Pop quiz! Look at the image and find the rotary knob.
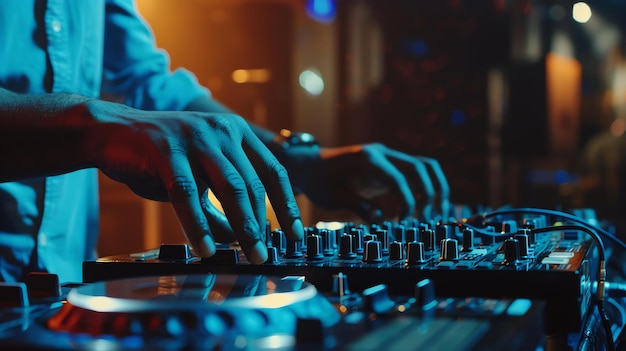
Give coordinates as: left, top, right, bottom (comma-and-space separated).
306, 235, 324, 261
462, 228, 475, 251
440, 238, 459, 261
338, 234, 357, 259
389, 241, 404, 261
406, 241, 426, 265
503, 238, 520, 265
363, 240, 383, 263
420, 229, 435, 251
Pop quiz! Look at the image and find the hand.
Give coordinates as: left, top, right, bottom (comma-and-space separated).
295, 143, 450, 221
89, 101, 304, 263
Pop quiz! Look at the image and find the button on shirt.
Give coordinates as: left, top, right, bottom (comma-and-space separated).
0, 0, 208, 283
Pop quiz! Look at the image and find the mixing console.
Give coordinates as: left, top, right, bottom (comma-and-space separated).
1, 207, 622, 350
84, 209, 602, 336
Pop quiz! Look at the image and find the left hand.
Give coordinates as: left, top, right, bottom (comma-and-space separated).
293, 143, 450, 221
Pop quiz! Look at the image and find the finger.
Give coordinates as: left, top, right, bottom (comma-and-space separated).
200, 188, 235, 243
202, 152, 267, 264
160, 152, 216, 258
364, 147, 416, 219
383, 148, 436, 218
242, 132, 304, 242
221, 147, 267, 246
416, 157, 450, 218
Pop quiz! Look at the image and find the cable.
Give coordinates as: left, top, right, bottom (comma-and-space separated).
483, 207, 626, 251
476, 208, 616, 351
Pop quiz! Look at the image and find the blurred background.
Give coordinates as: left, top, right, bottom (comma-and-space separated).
98, 0, 626, 256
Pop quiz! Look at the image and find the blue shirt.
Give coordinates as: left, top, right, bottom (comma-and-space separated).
0, 0, 208, 283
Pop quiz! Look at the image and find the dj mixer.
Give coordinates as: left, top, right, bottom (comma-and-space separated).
1, 207, 625, 350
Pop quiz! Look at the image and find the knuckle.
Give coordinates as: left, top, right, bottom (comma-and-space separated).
267, 160, 289, 180
248, 179, 266, 198
168, 177, 198, 199
208, 114, 247, 138
217, 172, 248, 198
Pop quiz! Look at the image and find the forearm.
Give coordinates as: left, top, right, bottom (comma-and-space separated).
0, 88, 99, 181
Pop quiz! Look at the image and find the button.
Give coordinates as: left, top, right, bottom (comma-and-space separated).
158, 244, 192, 260
0, 282, 29, 307
51, 20, 62, 33
26, 272, 61, 299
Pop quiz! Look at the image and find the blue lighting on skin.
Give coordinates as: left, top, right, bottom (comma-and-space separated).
306, 0, 336, 23
450, 109, 466, 126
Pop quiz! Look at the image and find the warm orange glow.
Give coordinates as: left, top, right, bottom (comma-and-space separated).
546, 52, 581, 156
232, 69, 271, 83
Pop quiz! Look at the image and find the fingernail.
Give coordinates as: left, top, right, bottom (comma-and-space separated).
291, 218, 304, 240
196, 235, 216, 258
248, 240, 268, 264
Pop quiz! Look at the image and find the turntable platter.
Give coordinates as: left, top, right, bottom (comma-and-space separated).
47, 274, 339, 349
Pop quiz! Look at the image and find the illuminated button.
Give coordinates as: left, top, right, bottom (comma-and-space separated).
549, 252, 575, 258
541, 257, 570, 265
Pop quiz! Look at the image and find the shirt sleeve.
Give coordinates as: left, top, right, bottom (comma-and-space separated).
101, 0, 209, 111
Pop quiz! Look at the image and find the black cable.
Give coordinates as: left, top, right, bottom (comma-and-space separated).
474, 208, 615, 351
484, 207, 626, 251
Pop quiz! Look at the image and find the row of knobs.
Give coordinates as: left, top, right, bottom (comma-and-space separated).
265, 223, 489, 265
267, 222, 535, 266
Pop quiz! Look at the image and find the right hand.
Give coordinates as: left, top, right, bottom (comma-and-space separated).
89, 101, 304, 264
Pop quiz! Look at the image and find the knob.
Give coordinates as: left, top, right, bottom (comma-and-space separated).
407, 241, 426, 264
271, 229, 286, 255
440, 238, 459, 261
514, 232, 530, 259
389, 241, 404, 260
363, 284, 394, 314
519, 227, 534, 245
414, 279, 437, 315
420, 229, 435, 251
266, 246, 279, 264
375, 229, 390, 256
503, 238, 520, 265
306, 235, 324, 260
285, 239, 304, 258
462, 229, 475, 251
406, 227, 418, 243
338, 234, 357, 259
350, 228, 364, 254
319, 229, 335, 257
435, 225, 449, 244
363, 240, 383, 263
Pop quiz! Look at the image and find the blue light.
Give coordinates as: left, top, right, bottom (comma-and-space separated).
405, 40, 428, 58
450, 109, 466, 126
554, 170, 569, 184
306, 0, 336, 23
